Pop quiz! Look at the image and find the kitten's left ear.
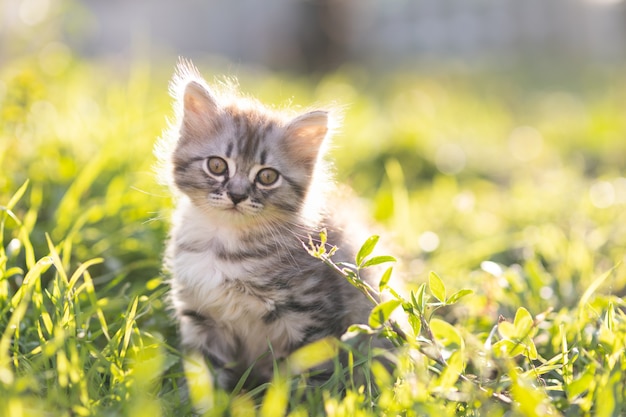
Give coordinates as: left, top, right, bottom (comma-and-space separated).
184, 81, 217, 116
284, 111, 329, 166
179, 81, 221, 140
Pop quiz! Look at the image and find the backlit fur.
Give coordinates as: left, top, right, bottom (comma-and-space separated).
157, 59, 382, 389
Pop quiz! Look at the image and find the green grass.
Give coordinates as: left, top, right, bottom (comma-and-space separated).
1, 55, 625, 416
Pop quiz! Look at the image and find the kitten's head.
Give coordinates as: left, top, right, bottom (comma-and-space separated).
163, 60, 333, 225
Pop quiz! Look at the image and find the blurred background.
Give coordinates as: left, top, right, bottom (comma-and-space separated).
3, 2, 626, 414
2, 0, 626, 71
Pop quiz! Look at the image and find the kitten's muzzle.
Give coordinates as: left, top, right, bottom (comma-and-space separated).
227, 191, 248, 205
226, 174, 250, 205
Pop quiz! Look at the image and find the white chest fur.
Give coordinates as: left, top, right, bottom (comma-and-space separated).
171, 200, 269, 316
169, 199, 310, 356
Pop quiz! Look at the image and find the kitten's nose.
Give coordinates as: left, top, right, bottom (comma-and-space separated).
227, 192, 247, 205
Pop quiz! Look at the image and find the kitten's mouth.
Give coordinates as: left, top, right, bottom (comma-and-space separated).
204, 196, 261, 217
225, 204, 249, 215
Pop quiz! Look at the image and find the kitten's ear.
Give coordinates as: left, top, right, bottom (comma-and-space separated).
184, 81, 217, 116
284, 111, 329, 166
180, 81, 220, 137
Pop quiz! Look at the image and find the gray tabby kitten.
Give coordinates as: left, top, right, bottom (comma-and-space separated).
158, 60, 383, 390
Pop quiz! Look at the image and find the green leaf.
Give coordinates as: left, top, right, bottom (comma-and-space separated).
437, 350, 464, 389
370, 359, 393, 389
319, 228, 328, 247
493, 339, 526, 358
347, 324, 376, 335
428, 271, 446, 303
378, 267, 393, 291
412, 283, 427, 315
361, 255, 396, 269
260, 373, 290, 417
497, 321, 516, 339
446, 289, 473, 305
231, 395, 256, 417
578, 263, 620, 312
368, 299, 401, 328
6, 179, 30, 211
287, 337, 338, 374
429, 318, 463, 352
356, 235, 379, 266
68, 257, 104, 290
183, 352, 215, 414
493, 335, 537, 359
511, 373, 557, 417
408, 313, 421, 336
567, 363, 597, 399
524, 337, 538, 360
513, 307, 534, 338
604, 302, 615, 331
120, 296, 139, 360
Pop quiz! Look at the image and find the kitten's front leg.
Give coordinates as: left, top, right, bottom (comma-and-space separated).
179, 309, 244, 390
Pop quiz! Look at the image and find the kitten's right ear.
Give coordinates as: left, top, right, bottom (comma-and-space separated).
284, 110, 329, 168
180, 81, 220, 136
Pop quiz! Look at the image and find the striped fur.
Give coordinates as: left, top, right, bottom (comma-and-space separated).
159, 60, 381, 389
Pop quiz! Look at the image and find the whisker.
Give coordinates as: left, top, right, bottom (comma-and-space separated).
131, 186, 171, 198
142, 216, 167, 225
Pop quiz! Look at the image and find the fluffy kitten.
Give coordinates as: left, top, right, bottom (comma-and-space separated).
158, 60, 384, 390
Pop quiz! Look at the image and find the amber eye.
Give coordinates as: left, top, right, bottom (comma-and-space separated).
256, 168, 280, 186
205, 157, 228, 176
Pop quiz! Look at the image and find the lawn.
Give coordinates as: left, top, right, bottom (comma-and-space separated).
1, 55, 625, 416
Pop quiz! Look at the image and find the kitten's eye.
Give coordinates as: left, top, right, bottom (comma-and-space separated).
256, 168, 280, 186
205, 157, 228, 176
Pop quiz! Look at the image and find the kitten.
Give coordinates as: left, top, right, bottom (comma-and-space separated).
157, 59, 385, 390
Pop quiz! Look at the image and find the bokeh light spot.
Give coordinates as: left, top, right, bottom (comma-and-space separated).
481, 261, 503, 277
19, 0, 51, 26
418, 231, 440, 253
589, 180, 615, 208
539, 286, 554, 300
453, 191, 475, 212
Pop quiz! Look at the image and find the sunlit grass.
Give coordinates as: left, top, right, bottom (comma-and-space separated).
1, 56, 625, 415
